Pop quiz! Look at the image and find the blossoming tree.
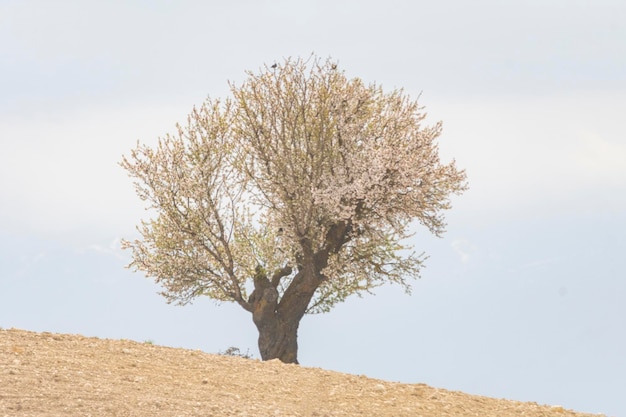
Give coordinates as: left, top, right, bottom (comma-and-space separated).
121, 56, 467, 364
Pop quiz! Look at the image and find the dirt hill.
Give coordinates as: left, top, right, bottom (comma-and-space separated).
1, 328, 606, 417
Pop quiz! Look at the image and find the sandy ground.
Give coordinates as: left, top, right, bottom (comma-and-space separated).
1, 328, 607, 417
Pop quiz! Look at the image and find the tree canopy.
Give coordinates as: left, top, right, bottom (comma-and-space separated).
121, 56, 467, 362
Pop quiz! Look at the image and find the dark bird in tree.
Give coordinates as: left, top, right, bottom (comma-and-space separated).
271, 63, 277, 69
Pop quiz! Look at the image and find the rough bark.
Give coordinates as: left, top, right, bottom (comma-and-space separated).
250, 268, 316, 364
249, 222, 353, 364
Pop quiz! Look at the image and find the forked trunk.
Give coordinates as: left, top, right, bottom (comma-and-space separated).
250, 283, 307, 364
249, 268, 317, 364
248, 225, 351, 363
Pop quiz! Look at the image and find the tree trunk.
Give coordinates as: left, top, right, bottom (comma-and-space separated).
256, 314, 300, 363
247, 223, 352, 364
249, 267, 317, 364
250, 284, 303, 363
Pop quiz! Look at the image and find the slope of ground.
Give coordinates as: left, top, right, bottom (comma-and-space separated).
0, 328, 606, 417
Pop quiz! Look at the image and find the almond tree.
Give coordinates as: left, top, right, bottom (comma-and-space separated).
121, 56, 467, 364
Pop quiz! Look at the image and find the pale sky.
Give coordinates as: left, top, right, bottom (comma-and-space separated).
1, 1, 625, 416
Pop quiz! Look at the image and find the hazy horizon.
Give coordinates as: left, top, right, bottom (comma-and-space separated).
1, 1, 624, 416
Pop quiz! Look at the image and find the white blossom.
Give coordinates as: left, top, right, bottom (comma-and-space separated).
121, 55, 467, 314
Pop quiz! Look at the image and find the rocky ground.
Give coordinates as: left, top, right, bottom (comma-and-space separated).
1, 328, 607, 417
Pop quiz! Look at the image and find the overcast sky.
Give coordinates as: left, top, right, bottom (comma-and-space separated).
1, 1, 625, 416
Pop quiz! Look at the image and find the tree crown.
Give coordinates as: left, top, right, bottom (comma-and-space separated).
121, 55, 467, 314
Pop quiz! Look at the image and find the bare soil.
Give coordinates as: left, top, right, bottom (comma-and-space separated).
1, 328, 605, 417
